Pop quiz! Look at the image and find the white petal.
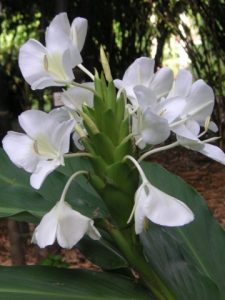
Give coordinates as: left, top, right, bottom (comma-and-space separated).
134, 86, 157, 111
199, 144, 225, 165
150, 67, 173, 98
51, 119, 75, 154
168, 69, 192, 98
45, 13, 71, 53
159, 97, 186, 123
208, 121, 218, 132
172, 124, 199, 140
71, 17, 88, 51
18, 39, 50, 89
62, 47, 82, 76
61, 83, 94, 110
87, 220, 101, 240
31, 205, 58, 248
49, 107, 73, 123
19, 110, 54, 139
30, 160, 60, 189
2, 131, 39, 172
141, 109, 170, 145
123, 57, 155, 87
145, 185, 194, 227
186, 119, 200, 136
183, 80, 214, 122
114, 79, 123, 90
56, 202, 94, 249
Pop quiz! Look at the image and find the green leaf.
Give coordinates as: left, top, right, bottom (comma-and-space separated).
0, 266, 152, 300
140, 162, 225, 299
77, 236, 128, 270
0, 149, 107, 220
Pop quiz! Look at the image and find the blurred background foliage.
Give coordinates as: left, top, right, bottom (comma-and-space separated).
0, 0, 225, 145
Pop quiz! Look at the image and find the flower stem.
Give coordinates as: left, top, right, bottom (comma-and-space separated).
138, 141, 179, 162
78, 64, 95, 81
59, 170, 88, 203
64, 152, 93, 158
103, 220, 176, 300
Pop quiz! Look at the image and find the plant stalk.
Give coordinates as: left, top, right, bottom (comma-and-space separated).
104, 221, 176, 300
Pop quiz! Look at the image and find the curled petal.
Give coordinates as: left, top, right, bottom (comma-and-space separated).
145, 185, 194, 227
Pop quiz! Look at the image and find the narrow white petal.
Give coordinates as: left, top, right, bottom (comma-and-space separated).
87, 220, 101, 240
30, 160, 60, 189
31, 205, 58, 248
145, 185, 194, 227
2, 131, 39, 172
199, 144, 225, 165
150, 67, 173, 98
71, 17, 88, 51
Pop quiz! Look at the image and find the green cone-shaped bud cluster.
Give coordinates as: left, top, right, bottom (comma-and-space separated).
81, 74, 138, 228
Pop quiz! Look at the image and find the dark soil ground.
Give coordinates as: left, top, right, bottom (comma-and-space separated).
0, 147, 225, 267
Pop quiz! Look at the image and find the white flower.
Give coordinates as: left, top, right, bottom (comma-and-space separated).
2, 110, 75, 189
168, 70, 216, 139
124, 156, 194, 235
132, 85, 186, 147
114, 57, 173, 107
135, 181, 194, 234
19, 13, 87, 89
32, 200, 101, 249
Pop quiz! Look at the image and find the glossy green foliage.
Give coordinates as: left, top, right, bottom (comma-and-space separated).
140, 162, 225, 300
